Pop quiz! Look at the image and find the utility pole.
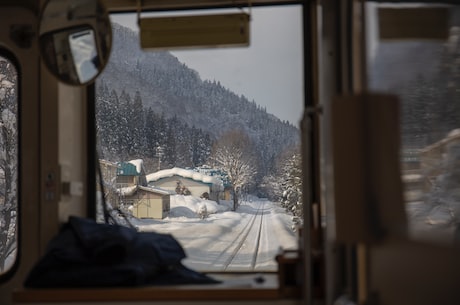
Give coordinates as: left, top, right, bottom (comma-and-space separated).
156, 146, 164, 170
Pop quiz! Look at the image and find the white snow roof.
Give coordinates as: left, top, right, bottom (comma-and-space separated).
421, 128, 460, 153
146, 167, 222, 186
117, 185, 138, 196
139, 185, 173, 195
117, 185, 173, 196
128, 159, 144, 174
447, 129, 460, 138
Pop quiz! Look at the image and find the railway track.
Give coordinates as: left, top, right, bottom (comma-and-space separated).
141, 198, 298, 272
215, 200, 266, 271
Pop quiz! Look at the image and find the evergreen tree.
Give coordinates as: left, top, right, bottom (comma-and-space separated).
162, 119, 177, 168
130, 90, 145, 157
117, 90, 133, 160
261, 146, 302, 225
143, 107, 159, 160
280, 151, 303, 221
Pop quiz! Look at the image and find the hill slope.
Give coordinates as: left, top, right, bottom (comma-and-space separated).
97, 23, 300, 173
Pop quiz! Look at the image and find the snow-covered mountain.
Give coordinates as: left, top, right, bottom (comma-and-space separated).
97, 23, 299, 174
99, 23, 299, 141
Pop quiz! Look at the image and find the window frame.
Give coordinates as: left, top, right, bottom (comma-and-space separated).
85, 2, 317, 303
91, 0, 312, 272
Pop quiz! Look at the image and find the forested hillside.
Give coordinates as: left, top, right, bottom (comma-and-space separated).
369, 33, 460, 148
367, 13, 460, 234
96, 23, 300, 176
373, 8, 460, 150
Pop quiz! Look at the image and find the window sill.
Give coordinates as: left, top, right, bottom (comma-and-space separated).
13, 273, 301, 303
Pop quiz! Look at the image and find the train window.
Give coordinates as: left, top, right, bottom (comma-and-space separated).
95, 6, 302, 272
367, 3, 460, 244
0, 52, 18, 275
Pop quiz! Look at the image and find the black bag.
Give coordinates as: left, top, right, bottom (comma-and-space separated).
24, 216, 219, 287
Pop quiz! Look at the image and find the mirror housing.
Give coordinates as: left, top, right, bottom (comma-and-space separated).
39, 0, 112, 86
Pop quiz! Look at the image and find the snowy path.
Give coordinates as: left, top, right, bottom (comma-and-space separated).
134, 197, 298, 272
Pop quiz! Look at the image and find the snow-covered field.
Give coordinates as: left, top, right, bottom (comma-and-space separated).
131, 195, 298, 272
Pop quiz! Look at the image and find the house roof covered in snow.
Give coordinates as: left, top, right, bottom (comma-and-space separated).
146, 167, 223, 188
117, 185, 173, 196
420, 128, 460, 156
117, 159, 145, 176
139, 186, 173, 195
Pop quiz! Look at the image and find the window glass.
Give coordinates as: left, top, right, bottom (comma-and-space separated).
0, 54, 18, 274
367, 3, 460, 244
96, 6, 302, 271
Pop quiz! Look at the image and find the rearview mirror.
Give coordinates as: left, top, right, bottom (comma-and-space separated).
39, 0, 112, 86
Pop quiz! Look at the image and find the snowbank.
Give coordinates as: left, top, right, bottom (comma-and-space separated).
169, 195, 231, 218
133, 195, 298, 271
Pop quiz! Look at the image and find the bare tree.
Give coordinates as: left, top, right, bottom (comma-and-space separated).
210, 130, 257, 210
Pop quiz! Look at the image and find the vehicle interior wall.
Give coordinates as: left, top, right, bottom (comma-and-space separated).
58, 84, 89, 222
323, 1, 460, 305
36, 0, 92, 257
369, 238, 460, 305
36, 0, 94, 242
318, 1, 355, 304
0, 1, 91, 304
363, 2, 460, 305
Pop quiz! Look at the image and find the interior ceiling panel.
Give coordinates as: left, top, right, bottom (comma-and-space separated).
104, 0, 460, 13
105, 0, 303, 13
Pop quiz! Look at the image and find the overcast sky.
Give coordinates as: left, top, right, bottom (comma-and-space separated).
111, 6, 304, 125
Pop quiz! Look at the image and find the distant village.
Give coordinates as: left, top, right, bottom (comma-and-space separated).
99, 159, 232, 219
95, 125, 460, 225
402, 129, 460, 208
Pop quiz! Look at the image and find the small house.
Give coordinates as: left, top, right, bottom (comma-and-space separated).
121, 186, 171, 219
419, 129, 460, 191
115, 159, 171, 219
116, 159, 147, 188
99, 159, 118, 186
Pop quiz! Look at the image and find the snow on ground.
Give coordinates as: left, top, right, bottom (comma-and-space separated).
131, 195, 298, 271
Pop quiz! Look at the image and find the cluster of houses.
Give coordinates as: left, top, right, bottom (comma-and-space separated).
99, 159, 229, 219
401, 129, 460, 202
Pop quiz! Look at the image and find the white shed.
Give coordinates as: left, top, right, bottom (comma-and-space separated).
120, 186, 171, 219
